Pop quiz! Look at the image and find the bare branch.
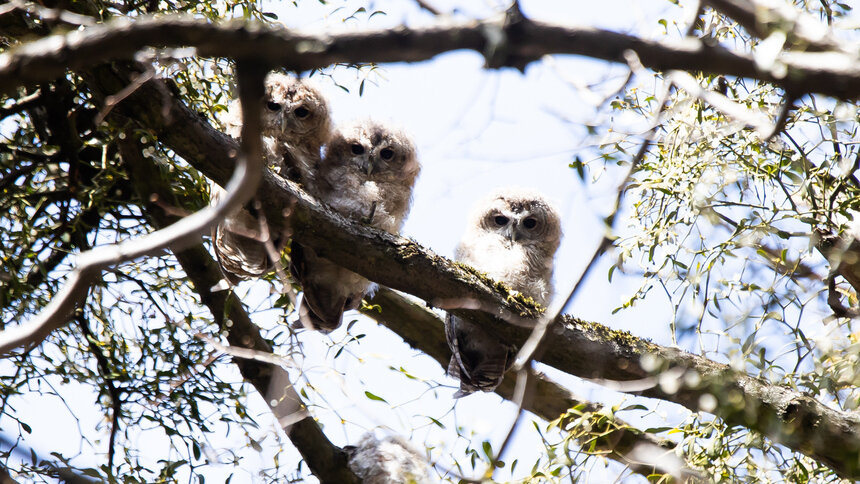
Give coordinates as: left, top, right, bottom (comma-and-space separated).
4, 13, 860, 100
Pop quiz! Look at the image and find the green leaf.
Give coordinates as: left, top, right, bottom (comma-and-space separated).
427, 416, 446, 429
82, 468, 102, 478
364, 391, 387, 403
481, 440, 493, 461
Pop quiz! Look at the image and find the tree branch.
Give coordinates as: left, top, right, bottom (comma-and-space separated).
702, 0, 845, 52
3, 13, 860, 100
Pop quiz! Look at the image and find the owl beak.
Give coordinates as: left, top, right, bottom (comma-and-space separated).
280, 115, 289, 134
509, 221, 519, 243
364, 160, 375, 176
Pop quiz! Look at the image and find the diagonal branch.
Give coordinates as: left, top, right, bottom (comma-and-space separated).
122, 129, 688, 480
3, 12, 860, 100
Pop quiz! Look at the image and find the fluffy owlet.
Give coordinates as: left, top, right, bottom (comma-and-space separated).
290, 120, 420, 331
445, 187, 562, 397
213, 73, 331, 283
344, 433, 432, 484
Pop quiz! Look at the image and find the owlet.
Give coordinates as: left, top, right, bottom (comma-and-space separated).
290, 119, 420, 331
445, 187, 561, 397
213, 73, 331, 284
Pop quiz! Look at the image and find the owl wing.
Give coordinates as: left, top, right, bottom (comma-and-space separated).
289, 241, 367, 332
213, 221, 272, 285
211, 183, 275, 284
445, 313, 513, 398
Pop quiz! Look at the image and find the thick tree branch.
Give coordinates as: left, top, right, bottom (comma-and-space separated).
120, 138, 359, 484
79, 64, 860, 478
4, 13, 860, 100
122, 121, 687, 479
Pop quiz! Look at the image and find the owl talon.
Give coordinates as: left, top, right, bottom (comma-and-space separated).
362, 201, 377, 224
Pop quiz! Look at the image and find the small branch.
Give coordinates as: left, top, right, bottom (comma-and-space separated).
75, 310, 122, 475
413, 0, 442, 16
666, 69, 790, 140
0, 0, 97, 28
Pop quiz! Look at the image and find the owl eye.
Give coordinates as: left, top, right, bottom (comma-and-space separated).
351, 144, 365, 155
494, 215, 509, 226
266, 101, 282, 112
294, 106, 310, 118
380, 148, 395, 160
523, 217, 538, 229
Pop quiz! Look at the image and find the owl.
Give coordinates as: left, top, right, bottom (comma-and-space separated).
344, 433, 432, 484
290, 119, 420, 331
445, 187, 562, 397
213, 72, 331, 284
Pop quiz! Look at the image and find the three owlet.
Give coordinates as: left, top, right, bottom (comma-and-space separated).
290, 120, 420, 332
213, 73, 331, 283
445, 187, 562, 397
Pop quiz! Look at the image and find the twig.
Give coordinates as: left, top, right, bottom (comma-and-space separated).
253, 202, 298, 309
513, 50, 673, 372
192, 332, 299, 370
413, 0, 442, 16
75, 310, 122, 476
665, 69, 792, 141
0, 0, 96, 27
94, 68, 155, 126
